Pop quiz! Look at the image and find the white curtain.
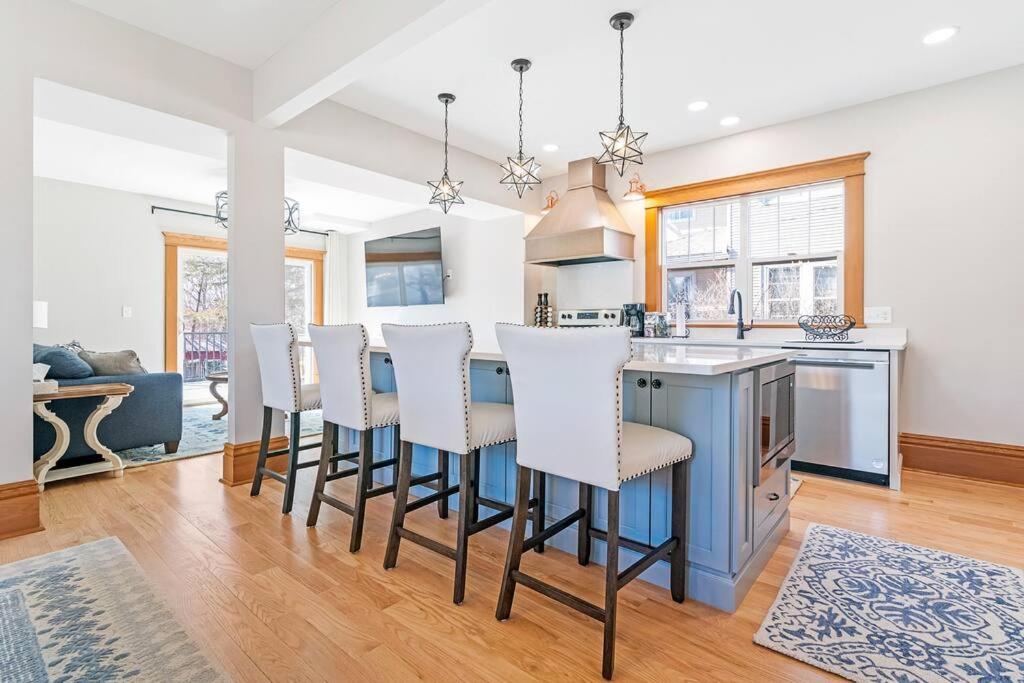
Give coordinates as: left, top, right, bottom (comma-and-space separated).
323, 230, 348, 324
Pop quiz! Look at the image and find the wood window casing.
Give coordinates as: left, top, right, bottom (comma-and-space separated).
644, 152, 868, 327
162, 232, 324, 373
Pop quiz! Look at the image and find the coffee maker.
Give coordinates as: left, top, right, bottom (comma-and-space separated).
622, 303, 646, 338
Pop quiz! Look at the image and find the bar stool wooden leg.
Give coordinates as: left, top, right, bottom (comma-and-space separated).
602, 490, 620, 680
391, 426, 401, 498
281, 412, 302, 514
578, 483, 592, 565
532, 470, 547, 553
670, 460, 689, 603
305, 420, 337, 527
329, 423, 340, 475
250, 406, 273, 497
453, 449, 478, 604
437, 449, 450, 519
349, 428, 375, 552
470, 450, 481, 524
496, 465, 532, 620
383, 440, 414, 570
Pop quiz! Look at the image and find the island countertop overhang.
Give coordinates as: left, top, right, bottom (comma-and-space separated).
365, 340, 793, 375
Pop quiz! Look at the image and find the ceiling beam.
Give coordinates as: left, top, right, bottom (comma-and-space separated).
253, 0, 489, 128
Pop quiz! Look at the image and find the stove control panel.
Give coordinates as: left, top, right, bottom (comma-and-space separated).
557, 309, 623, 327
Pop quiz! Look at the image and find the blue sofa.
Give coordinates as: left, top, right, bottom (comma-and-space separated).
33, 372, 183, 468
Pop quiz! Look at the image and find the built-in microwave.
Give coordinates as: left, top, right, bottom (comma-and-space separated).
753, 361, 796, 487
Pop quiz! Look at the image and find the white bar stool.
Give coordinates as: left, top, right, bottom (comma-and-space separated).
494, 324, 693, 680
306, 324, 401, 552
249, 323, 323, 514
381, 322, 541, 605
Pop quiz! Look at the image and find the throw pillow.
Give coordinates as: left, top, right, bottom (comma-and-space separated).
78, 349, 148, 376
32, 344, 94, 379
56, 340, 85, 353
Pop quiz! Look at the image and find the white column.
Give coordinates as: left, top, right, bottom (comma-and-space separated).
0, 0, 34, 485
226, 126, 285, 446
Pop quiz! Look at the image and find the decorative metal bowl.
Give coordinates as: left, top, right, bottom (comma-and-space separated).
798, 314, 856, 341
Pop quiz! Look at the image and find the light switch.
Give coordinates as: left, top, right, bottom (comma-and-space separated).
122, 306, 133, 319
864, 306, 891, 324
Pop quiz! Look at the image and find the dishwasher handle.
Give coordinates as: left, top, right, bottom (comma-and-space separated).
791, 358, 880, 370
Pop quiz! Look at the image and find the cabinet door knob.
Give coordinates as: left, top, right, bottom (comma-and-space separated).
652, 378, 663, 389
767, 492, 780, 501
496, 366, 504, 375
636, 378, 647, 388
384, 356, 392, 365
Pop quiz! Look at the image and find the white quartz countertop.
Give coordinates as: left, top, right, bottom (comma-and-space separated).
638, 326, 908, 351
367, 341, 792, 376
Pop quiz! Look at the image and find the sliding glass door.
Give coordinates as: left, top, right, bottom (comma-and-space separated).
179, 247, 228, 384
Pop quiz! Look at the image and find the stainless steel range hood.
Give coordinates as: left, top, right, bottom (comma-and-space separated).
525, 157, 635, 266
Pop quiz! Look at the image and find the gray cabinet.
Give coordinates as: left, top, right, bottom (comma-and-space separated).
649, 371, 737, 574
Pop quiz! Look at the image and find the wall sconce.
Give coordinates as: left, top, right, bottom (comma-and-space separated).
540, 190, 560, 215
622, 172, 647, 201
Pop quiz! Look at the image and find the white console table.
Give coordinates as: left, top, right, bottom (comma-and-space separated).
33, 382, 134, 491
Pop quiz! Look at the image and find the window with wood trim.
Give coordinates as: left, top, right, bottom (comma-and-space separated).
162, 232, 324, 376
663, 180, 844, 322
643, 153, 867, 327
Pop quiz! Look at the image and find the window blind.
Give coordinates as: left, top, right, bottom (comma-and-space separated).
663, 199, 741, 267
748, 181, 844, 259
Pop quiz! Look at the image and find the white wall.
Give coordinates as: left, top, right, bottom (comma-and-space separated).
543, 65, 1024, 446
0, 1, 35, 484
33, 178, 168, 367
32, 177, 326, 372
348, 209, 525, 349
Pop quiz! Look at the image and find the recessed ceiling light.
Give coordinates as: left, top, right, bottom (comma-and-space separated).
687, 100, 709, 112
922, 26, 958, 45
720, 116, 741, 127
542, 143, 559, 152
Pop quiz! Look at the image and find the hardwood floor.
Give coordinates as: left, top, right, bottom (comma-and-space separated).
3, 456, 1022, 682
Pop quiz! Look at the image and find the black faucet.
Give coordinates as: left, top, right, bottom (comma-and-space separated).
728, 289, 753, 339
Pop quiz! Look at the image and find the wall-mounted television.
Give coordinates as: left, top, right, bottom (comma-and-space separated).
364, 227, 445, 307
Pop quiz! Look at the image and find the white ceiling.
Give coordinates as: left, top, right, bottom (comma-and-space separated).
31, 119, 423, 232
330, 0, 1024, 172
33, 82, 519, 230
66, 0, 341, 69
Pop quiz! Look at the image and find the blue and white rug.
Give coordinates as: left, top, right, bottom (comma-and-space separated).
755, 523, 1024, 682
0, 537, 222, 682
119, 404, 323, 467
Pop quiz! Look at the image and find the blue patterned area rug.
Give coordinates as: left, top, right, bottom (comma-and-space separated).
0, 537, 222, 682
119, 404, 323, 468
755, 523, 1024, 682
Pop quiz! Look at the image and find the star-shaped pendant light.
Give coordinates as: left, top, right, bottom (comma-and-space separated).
428, 93, 464, 214
499, 58, 541, 198
597, 12, 647, 177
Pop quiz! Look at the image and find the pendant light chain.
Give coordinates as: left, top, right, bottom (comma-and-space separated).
618, 26, 625, 126
518, 68, 525, 158
443, 99, 450, 176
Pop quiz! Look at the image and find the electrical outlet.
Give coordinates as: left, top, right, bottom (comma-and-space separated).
122, 306, 133, 319
864, 306, 891, 324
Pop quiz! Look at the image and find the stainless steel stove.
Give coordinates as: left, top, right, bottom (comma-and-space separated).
557, 308, 623, 327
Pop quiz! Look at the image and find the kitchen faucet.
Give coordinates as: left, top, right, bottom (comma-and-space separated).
728, 289, 753, 340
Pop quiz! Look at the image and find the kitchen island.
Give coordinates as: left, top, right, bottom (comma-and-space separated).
344, 342, 793, 613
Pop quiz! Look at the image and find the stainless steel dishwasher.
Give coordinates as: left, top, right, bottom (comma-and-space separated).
789, 348, 890, 485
